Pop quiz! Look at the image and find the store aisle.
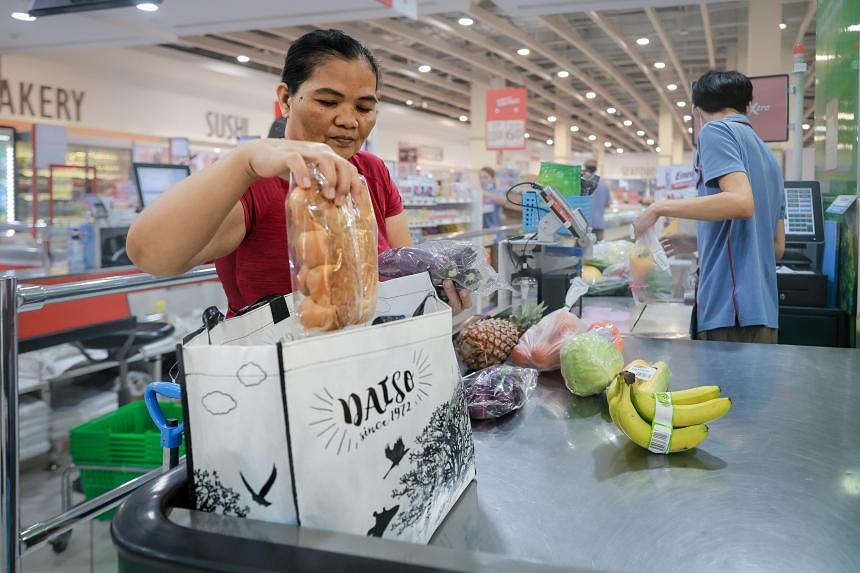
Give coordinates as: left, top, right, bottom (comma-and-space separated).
19, 454, 118, 573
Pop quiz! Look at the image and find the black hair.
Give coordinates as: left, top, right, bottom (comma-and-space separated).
281, 29, 380, 95
692, 70, 753, 114
583, 159, 597, 173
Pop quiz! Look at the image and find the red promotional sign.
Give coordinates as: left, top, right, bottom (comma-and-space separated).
486, 87, 527, 150
693, 74, 789, 144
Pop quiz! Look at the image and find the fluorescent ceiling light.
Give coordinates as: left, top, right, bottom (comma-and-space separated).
688, 127, 693, 133
547, 115, 557, 123
236, 55, 250, 63
677, 101, 687, 107
524, 132, 531, 139
623, 119, 632, 126
667, 83, 678, 91
636, 130, 646, 136
570, 125, 579, 132
683, 114, 692, 122
557, 70, 569, 78
654, 62, 666, 69
802, 123, 811, 130
517, 48, 531, 56
636, 37, 650, 46
546, 138, 553, 145
459, 115, 468, 122
588, 134, 597, 141
606, 107, 617, 114
616, 148, 624, 154
213, 148, 222, 153
585, 91, 596, 99
136, 2, 159, 11
405, 99, 413, 106
418, 64, 432, 73
604, 141, 613, 148
421, 101, 428, 108
646, 138, 655, 145
779, 22, 787, 30
458, 17, 473, 26
10, 12, 36, 21
816, 54, 835, 61
655, 146, 662, 152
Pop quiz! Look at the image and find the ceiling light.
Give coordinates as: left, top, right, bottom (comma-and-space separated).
802, 123, 811, 130
616, 148, 624, 154
459, 115, 468, 122
10, 12, 36, 21
636, 37, 650, 46
458, 17, 474, 26
546, 138, 554, 145
517, 48, 531, 56
524, 132, 531, 139
655, 146, 662, 152
667, 83, 678, 91
570, 125, 580, 132
816, 54, 835, 61
646, 138, 655, 145
585, 91, 596, 99
636, 130, 646, 136
136, 2, 159, 11
654, 61, 666, 69
677, 101, 687, 108
236, 55, 250, 63
405, 99, 413, 106
606, 107, 617, 114
623, 119, 633, 127
688, 127, 693, 133
418, 64, 432, 73
421, 101, 428, 109
213, 148, 222, 153
779, 22, 787, 30
557, 70, 570, 78
683, 114, 692, 122
547, 115, 557, 123
604, 141, 613, 148
588, 134, 597, 141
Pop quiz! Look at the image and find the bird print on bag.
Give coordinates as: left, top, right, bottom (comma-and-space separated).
367, 505, 400, 537
383, 437, 410, 479
240, 464, 277, 507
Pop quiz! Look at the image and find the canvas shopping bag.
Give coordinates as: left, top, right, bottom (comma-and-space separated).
179, 273, 476, 543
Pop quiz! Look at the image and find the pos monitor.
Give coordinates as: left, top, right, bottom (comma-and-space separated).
133, 163, 191, 209
783, 181, 824, 244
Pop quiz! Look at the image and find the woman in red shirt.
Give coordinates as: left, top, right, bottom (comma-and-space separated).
128, 29, 469, 316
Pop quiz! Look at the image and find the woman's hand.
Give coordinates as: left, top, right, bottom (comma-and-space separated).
660, 234, 697, 257
632, 202, 662, 238
442, 279, 472, 315
242, 139, 363, 206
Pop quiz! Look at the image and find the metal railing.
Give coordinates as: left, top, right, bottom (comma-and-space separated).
1, 265, 218, 572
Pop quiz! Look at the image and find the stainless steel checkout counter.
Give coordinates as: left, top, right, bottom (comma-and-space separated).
111, 336, 860, 572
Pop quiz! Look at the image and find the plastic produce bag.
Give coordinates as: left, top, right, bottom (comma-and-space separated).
511, 278, 588, 371
587, 321, 624, 353
286, 164, 378, 331
378, 240, 509, 295
585, 240, 632, 270
629, 226, 672, 305
462, 365, 538, 420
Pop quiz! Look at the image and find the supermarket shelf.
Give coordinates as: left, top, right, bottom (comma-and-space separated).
408, 218, 472, 229
402, 198, 473, 207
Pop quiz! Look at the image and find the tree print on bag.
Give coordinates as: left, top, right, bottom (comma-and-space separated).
389, 383, 475, 534
193, 468, 250, 518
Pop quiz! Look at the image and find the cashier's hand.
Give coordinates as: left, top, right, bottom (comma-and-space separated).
442, 279, 472, 315
660, 234, 697, 257
242, 139, 363, 206
632, 203, 663, 238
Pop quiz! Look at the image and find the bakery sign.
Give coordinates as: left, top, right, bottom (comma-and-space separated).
486, 87, 527, 150
0, 78, 85, 122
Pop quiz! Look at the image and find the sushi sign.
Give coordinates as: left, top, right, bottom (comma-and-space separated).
486, 87, 528, 150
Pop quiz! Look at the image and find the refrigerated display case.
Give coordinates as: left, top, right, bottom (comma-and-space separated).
0, 126, 16, 222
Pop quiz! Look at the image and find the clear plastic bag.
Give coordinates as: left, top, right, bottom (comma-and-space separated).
629, 226, 672, 304
511, 309, 584, 371
286, 165, 378, 331
462, 365, 538, 420
586, 321, 624, 353
378, 240, 509, 295
586, 240, 632, 270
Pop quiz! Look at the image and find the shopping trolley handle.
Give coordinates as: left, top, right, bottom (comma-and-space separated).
144, 382, 184, 449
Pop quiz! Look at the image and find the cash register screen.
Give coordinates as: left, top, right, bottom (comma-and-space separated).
133, 163, 190, 209
783, 181, 824, 244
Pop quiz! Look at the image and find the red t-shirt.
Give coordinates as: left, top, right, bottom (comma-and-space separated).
215, 151, 403, 316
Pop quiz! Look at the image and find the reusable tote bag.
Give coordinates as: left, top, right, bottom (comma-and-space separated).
179, 273, 476, 543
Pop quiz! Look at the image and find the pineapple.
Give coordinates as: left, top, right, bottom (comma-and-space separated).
456, 318, 521, 371
507, 302, 547, 335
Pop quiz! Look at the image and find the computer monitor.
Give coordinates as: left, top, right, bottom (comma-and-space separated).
132, 163, 190, 209
783, 181, 824, 244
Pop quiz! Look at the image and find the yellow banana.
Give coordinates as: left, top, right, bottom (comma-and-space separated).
664, 385, 722, 405
612, 379, 709, 453
631, 386, 732, 427
623, 359, 670, 393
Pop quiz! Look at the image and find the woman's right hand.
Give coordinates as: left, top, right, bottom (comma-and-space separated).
242, 139, 363, 206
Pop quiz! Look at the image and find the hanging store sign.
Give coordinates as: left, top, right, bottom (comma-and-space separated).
486, 87, 527, 151
375, 0, 417, 19
693, 74, 789, 143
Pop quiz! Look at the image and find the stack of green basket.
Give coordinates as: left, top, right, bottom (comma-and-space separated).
69, 400, 185, 520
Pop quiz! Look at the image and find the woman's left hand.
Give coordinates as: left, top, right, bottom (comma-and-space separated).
442, 279, 472, 315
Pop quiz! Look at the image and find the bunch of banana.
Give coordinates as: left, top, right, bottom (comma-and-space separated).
607, 371, 732, 453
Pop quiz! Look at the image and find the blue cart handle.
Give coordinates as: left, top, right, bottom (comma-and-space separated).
144, 382, 184, 449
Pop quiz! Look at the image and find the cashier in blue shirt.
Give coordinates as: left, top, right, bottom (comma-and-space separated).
633, 70, 786, 344
584, 160, 611, 241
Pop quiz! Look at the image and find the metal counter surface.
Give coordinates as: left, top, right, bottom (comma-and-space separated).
432, 337, 860, 572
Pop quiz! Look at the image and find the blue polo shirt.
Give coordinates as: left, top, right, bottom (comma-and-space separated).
695, 114, 785, 332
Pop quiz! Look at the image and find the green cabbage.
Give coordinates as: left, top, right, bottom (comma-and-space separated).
560, 333, 625, 397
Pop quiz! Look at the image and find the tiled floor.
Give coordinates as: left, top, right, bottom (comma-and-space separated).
19, 454, 118, 573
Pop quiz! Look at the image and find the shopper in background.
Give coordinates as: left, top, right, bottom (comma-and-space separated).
633, 70, 785, 344
584, 160, 611, 241
127, 29, 470, 316
480, 166, 521, 231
